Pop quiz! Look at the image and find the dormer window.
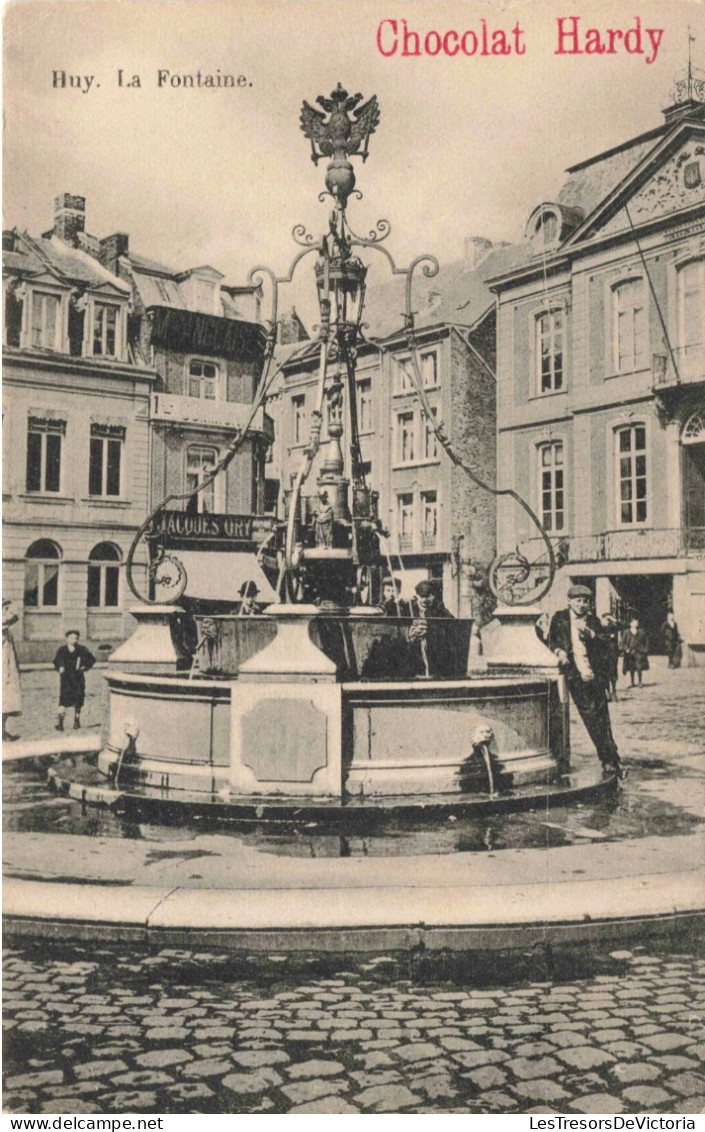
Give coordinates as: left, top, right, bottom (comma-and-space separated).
195, 279, 215, 311
93, 302, 118, 357
526, 202, 584, 255
31, 292, 60, 349
536, 212, 558, 248
528, 206, 561, 254
83, 295, 126, 361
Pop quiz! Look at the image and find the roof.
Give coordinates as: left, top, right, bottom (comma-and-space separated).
557, 134, 661, 218
128, 250, 178, 276
4, 232, 130, 292
361, 241, 529, 341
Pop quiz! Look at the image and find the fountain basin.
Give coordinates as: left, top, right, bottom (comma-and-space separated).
95, 667, 567, 800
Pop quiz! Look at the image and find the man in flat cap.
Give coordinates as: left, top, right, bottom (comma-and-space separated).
407, 579, 455, 678
548, 585, 626, 780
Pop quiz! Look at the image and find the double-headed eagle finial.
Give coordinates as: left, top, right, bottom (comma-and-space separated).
300, 82, 380, 166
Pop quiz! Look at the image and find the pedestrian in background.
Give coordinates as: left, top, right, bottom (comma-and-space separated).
53, 630, 95, 731
600, 612, 621, 702
662, 611, 683, 669
2, 598, 22, 741
380, 575, 410, 617
622, 617, 649, 688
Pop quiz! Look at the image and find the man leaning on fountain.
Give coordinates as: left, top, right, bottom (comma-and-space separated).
548, 585, 627, 781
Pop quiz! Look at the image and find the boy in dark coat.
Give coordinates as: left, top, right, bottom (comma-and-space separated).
53, 630, 95, 730
548, 586, 626, 780
407, 580, 455, 678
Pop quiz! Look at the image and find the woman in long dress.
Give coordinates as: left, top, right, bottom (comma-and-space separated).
2, 599, 22, 740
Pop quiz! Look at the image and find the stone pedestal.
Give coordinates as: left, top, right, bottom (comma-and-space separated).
482, 604, 560, 675
107, 604, 191, 673
231, 606, 343, 797
480, 604, 570, 774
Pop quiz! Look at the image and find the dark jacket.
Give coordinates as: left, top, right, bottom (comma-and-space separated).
622, 628, 649, 674
53, 644, 95, 708
382, 597, 411, 618
662, 620, 681, 650
547, 609, 610, 684
407, 597, 455, 678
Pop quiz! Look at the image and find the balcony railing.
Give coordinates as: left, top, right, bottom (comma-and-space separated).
150, 393, 274, 439
652, 347, 705, 388
517, 528, 704, 564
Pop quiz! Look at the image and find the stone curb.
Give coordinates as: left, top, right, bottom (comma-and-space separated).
4, 866, 704, 952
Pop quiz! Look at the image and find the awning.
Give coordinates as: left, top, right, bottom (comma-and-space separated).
177, 550, 277, 604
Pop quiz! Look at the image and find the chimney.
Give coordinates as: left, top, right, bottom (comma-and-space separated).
99, 233, 129, 275
463, 236, 493, 273
54, 193, 86, 245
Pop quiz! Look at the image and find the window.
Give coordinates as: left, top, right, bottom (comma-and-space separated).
155, 278, 172, 303
422, 408, 439, 461
87, 542, 121, 608
24, 540, 60, 608
397, 412, 416, 464
188, 359, 219, 400
536, 310, 564, 393
394, 360, 414, 395
677, 259, 705, 374
357, 379, 372, 432
89, 424, 124, 497
293, 395, 307, 445
616, 425, 648, 525
26, 417, 65, 493
421, 490, 438, 547
186, 445, 218, 513
397, 493, 414, 550
537, 213, 559, 247
93, 303, 118, 357
538, 442, 565, 532
421, 351, 438, 388
614, 279, 647, 372
30, 292, 60, 349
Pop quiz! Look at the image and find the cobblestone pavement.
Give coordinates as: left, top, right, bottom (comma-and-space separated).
7, 667, 108, 743
3, 941, 705, 1115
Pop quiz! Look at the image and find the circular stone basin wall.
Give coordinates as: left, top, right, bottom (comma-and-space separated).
98, 668, 567, 801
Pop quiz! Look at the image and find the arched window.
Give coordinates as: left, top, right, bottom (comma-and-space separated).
683, 410, 705, 444
87, 542, 121, 608
24, 539, 61, 608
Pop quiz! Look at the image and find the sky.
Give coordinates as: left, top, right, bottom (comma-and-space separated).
4, 0, 705, 324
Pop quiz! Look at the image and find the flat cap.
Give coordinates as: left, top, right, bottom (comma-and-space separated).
415, 580, 436, 597
567, 584, 592, 599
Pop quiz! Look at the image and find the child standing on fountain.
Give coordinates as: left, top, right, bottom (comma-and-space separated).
53, 630, 95, 731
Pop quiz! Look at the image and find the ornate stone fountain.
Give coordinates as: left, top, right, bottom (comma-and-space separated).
49, 85, 603, 818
